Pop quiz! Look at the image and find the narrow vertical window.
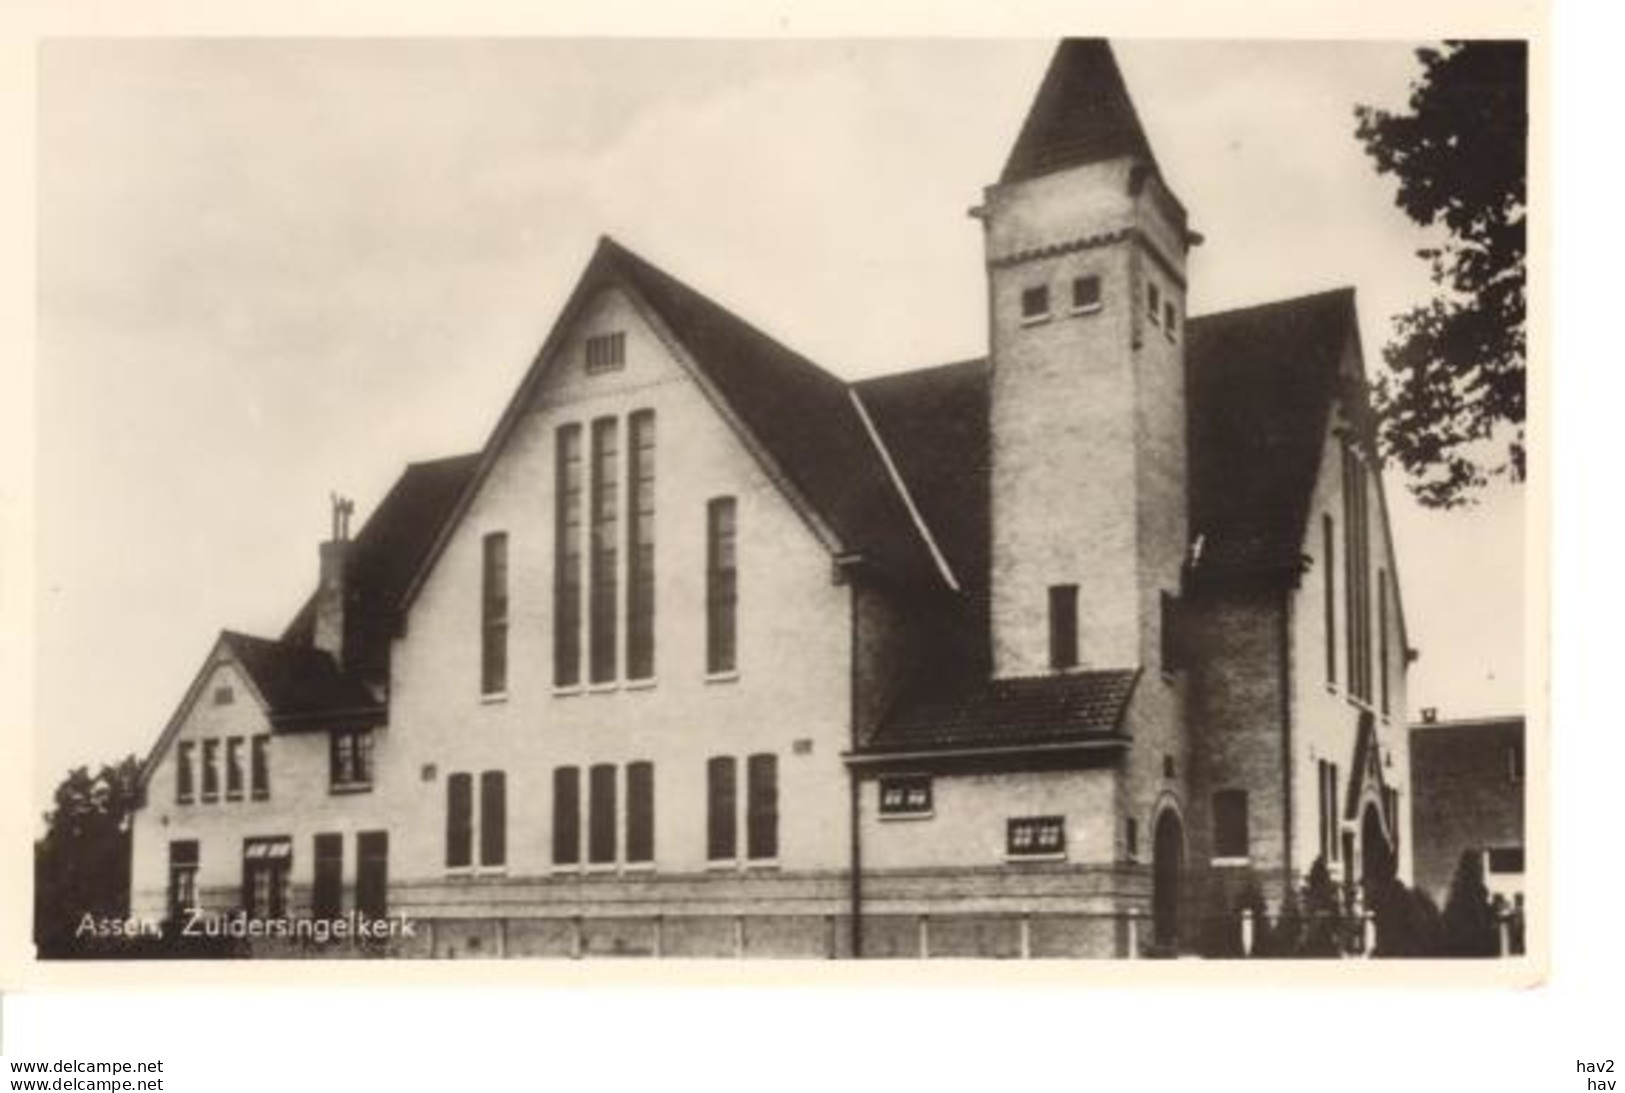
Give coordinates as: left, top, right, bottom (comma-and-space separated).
481, 532, 509, 696
1049, 584, 1078, 670
1213, 790, 1249, 860
627, 410, 657, 681
1343, 445, 1373, 702
312, 833, 343, 920
1378, 568, 1390, 715
1160, 591, 1181, 673
446, 772, 473, 869
552, 766, 581, 866
554, 424, 584, 686
746, 753, 778, 862
1329, 764, 1340, 861
706, 497, 738, 675
201, 739, 220, 802
1126, 817, 1139, 860
589, 417, 620, 684
225, 737, 244, 800
176, 741, 195, 804
1147, 280, 1162, 324
1317, 761, 1331, 864
356, 831, 388, 920
707, 756, 738, 862
250, 735, 269, 800
167, 841, 199, 922
479, 771, 507, 868
1323, 514, 1337, 687
588, 763, 617, 865
626, 760, 654, 864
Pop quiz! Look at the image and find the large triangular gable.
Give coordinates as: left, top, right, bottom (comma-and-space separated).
396, 236, 952, 616
135, 633, 273, 793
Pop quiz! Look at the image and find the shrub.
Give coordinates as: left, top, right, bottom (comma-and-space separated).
1441, 849, 1499, 957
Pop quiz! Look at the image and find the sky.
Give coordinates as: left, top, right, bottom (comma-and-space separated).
33, 38, 1526, 806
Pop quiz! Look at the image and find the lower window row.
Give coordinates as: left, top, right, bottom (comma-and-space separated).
166, 831, 389, 922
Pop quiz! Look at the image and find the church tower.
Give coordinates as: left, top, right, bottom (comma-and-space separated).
981, 40, 1195, 681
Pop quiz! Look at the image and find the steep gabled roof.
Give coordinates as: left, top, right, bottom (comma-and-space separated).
221, 630, 383, 731
1000, 38, 1160, 186
284, 452, 481, 682
1186, 287, 1357, 584
857, 670, 1139, 757
398, 237, 954, 614
851, 357, 990, 605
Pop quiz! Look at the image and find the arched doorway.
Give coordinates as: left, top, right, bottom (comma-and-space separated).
1152, 808, 1184, 950
1360, 803, 1392, 897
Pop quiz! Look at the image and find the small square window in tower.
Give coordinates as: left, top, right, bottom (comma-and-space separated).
1020, 284, 1050, 323
1071, 275, 1102, 313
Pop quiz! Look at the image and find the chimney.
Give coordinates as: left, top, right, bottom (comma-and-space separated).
314, 494, 355, 666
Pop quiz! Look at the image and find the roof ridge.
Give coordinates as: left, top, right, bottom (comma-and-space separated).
1190, 285, 1355, 326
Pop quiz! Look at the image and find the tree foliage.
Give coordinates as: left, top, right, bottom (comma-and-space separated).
1355, 41, 1527, 507
34, 755, 141, 957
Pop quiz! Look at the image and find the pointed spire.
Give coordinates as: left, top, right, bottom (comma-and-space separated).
999, 39, 1158, 185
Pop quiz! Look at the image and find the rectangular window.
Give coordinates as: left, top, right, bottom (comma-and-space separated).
481, 532, 509, 696
1071, 275, 1102, 313
1049, 584, 1078, 670
167, 840, 199, 921
479, 770, 507, 868
746, 754, 779, 861
213, 685, 234, 706
707, 756, 738, 862
878, 774, 933, 817
626, 761, 655, 864
312, 833, 343, 920
627, 410, 657, 681
554, 424, 584, 687
1213, 790, 1250, 860
1323, 514, 1337, 687
1126, 816, 1139, 860
1343, 445, 1372, 703
588, 763, 617, 865
1020, 284, 1050, 321
176, 741, 195, 804
1485, 846, 1525, 875
330, 730, 373, 792
225, 736, 244, 800
1147, 281, 1162, 324
1164, 299, 1178, 337
552, 766, 581, 866
706, 497, 738, 675
1160, 591, 1182, 673
589, 417, 620, 684
250, 735, 270, 800
1007, 816, 1066, 859
241, 837, 292, 919
584, 331, 626, 374
201, 739, 220, 802
1378, 568, 1390, 715
356, 831, 388, 920
1329, 764, 1340, 861
446, 772, 473, 870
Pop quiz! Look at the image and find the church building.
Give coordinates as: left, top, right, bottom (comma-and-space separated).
127, 39, 1413, 958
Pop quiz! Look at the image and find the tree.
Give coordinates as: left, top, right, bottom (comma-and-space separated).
1355, 41, 1527, 508
34, 755, 141, 958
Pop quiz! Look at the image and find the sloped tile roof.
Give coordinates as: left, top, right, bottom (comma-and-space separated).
221, 631, 383, 730
284, 452, 482, 683
852, 358, 990, 608
605, 239, 947, 592
1000, 39, 1159, 185
1186, 287, 1356, 585
861, 669, 1139, 754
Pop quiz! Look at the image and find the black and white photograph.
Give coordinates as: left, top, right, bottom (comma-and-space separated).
24, 34, 1534, 970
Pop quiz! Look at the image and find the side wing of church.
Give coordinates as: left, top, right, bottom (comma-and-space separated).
126, 39, 1412, 959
